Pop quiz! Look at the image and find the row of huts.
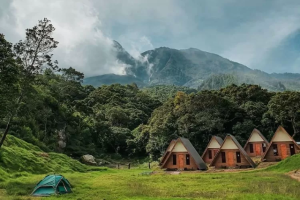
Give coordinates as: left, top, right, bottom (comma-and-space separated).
159, 126, 300, 170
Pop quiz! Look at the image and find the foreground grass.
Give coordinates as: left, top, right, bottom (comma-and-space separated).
1, 169, 300, 200
1, 136, 300, 199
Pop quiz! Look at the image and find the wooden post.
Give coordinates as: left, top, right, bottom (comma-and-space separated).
128, 163, 130, 169
117, 164, 120, 169
149, 162, 151, 169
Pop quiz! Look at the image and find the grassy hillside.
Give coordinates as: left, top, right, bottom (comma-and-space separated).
265, 154, 300, 172
0, 135, 98, 179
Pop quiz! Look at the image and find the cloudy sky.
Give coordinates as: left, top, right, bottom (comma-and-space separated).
1, 0, 300, 77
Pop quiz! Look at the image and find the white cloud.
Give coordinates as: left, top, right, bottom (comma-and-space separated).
221, 9, 300, 70
1, 0, 300, 75
1, 0, 128, 77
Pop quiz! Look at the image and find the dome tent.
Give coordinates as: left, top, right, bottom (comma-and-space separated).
31, 175, 72, 196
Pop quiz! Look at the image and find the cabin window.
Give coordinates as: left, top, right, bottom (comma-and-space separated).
186, 154, 190, 165
249, 144, 254, 153
221, 152, 226, 163
208, 150, 212, 159
290, 144, 295, 155
273, 144, 278, 156
173, 154, 177, 165
262, 143, 267, 152
236, 152, 241, 163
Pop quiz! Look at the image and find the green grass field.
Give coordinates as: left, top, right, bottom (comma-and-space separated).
1, 169, 300, 200
1, 135, 300, 200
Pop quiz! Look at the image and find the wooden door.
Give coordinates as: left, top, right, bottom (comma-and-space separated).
178, 154, 184, 169
227, 152, 234, 167
255, 144, 261, 156
280, 144, 288, 159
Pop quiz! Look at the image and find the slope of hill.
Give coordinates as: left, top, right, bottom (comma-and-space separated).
0, 135, 95, 180
83, 41, 300, 91
83, 74, 146, 88
198, 73, 286, 91
265, 154, 300, 172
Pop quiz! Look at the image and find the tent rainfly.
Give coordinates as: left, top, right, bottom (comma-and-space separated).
160, 137, 207, 170
244, 129, 269, 157
202, 136, 223, 164
210, 134, 256, 169
261, 126, 300, 162
31, 175, 72, 196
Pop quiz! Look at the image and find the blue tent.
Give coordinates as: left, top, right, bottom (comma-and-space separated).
31, 175, 72, 196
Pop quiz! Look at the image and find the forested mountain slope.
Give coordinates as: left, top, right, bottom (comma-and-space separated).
84, 42, 300, 91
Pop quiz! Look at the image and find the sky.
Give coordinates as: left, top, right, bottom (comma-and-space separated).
1, 0, 300, 77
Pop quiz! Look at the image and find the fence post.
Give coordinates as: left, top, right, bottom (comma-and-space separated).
149, 162, 151, 169
128, 163, 131, 169
118, 163, 120, 169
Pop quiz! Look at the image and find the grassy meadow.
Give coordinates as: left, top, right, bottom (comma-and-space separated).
1, 168, 300, 200
1, 135, 300, 200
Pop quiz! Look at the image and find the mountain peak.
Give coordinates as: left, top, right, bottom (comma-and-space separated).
112, 40, 123, 50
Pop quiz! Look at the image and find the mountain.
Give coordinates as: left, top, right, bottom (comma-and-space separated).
83, 41, 300, 91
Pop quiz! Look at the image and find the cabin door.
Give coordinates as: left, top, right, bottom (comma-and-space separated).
255, 144, 261, 156
227, 152, 234, 167
178, 154, 184, 169
280, 144, 288, 159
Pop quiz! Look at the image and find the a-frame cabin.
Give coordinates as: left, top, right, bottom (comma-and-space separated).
159, 139, 176, 165
202, 136, 223, 164
160, 137, 207, 170
210, 134, 256, 169
261, 126, 300, 162
244, 129, 269, 157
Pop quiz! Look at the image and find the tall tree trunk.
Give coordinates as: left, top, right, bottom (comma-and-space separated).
291, 117, 297, 138
0, 118, 11, 148
0, 93, 23, 149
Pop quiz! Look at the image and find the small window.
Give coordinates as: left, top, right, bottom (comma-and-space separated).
236, 152, 241, 163
262, 143, 266, 152
273, 144, 278, 156
221, 152, 226, 163
173, 154, 177, 165
249, 144, 254, 153
186, 154, 190, 165
208, 150, 212, 159
290, 144, 295, 155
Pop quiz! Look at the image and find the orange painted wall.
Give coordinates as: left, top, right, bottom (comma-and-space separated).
163, 152, 199, 170
245, 142, 268, 157
213, 149, 253, 169
263, 142, 300, 162
202, 148, 219, 164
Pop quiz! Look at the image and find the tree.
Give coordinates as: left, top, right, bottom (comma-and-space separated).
61, 67, 84, 82
0, 34, 20, 148
0, 18, 59, 148
267, 91, 300, 138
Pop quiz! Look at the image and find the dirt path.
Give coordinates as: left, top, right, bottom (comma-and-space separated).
288, 170, 300, 181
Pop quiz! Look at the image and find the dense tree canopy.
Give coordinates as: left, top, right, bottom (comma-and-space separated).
1, 19, 300, 161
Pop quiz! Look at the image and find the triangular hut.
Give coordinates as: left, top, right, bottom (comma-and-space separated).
244, 129, 269, 157
210, 134, 256, 169
160, 137, 207, 170
202, 136, 223, 164
261, 126, 300, 162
